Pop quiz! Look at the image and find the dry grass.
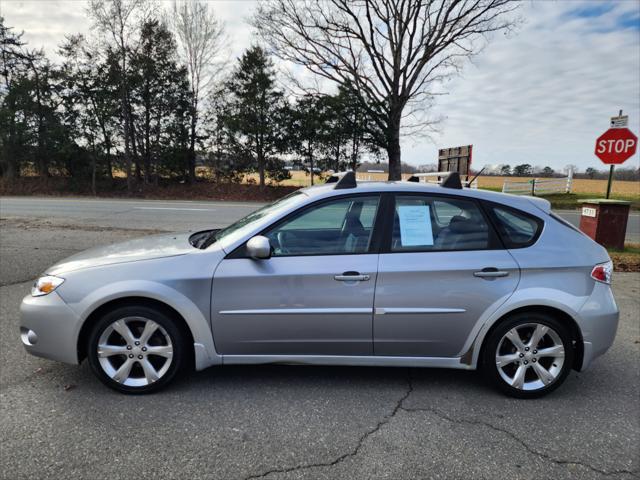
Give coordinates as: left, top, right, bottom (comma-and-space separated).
243, 171, 417, 187
243, 171, 314, 187
476, 176, 639, 197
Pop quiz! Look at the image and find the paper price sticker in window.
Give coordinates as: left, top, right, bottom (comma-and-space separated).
398, 205, 433, 246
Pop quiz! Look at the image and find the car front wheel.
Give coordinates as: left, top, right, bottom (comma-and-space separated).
482, 312, 574, 398
87, 305, 188, 394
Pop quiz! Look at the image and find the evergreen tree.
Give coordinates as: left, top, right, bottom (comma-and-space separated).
129, 19, 192, 182
223, 46, 287, 187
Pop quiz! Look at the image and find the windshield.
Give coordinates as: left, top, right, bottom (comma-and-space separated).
205, 190, 307, 248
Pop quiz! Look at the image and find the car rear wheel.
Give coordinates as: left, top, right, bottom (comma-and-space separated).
87, 305, 187, 394
482, 312, 574, 398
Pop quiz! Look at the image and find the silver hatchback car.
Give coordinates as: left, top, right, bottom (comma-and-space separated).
20, 173, 619, 398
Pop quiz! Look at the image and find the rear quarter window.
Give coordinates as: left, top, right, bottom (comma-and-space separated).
489, 205, 543, 248
549, 212, 583, 234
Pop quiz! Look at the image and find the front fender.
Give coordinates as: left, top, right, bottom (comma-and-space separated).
62, 280, 221, 370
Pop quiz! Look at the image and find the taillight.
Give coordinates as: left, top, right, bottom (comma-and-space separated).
591, 261, 613, 284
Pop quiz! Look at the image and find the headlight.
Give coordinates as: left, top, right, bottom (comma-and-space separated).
31, 275, 65, 297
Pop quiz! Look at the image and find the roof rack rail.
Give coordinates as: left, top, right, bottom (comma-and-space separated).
326, 171, 357, 189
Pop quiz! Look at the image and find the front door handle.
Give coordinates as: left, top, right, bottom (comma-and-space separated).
334, 271, 370, 282
474, 267, 509, 278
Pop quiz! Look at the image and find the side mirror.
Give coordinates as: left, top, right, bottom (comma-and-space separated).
246, 235, 271, 259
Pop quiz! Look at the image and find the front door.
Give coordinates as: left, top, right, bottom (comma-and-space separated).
374, 193, 520, 357
211, 194, 382, 356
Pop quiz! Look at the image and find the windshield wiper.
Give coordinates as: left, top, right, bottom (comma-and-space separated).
201, 228, 223, 249
189, 229, 220, 249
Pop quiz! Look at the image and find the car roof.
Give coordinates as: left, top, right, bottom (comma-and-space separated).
301, 180, 551, 217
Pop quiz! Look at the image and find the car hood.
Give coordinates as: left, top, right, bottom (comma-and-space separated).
47, 233, 195, 276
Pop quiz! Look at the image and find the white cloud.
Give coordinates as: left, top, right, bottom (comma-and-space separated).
2, 0, 639, 171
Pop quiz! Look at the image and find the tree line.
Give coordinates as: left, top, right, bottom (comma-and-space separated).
1, 8, 376, 192
2, 0, 520, 191
483, 164, 639, 180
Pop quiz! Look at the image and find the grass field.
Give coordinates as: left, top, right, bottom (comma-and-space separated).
476, 175, 639, 210
250, 171, 639, 210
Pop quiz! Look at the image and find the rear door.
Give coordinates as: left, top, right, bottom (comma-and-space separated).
373, 193, 520, 357
211, 194, 382, 356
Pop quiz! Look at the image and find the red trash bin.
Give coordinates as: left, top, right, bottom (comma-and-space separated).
579, 199, 631, 250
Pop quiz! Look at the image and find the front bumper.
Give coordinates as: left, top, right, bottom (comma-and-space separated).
577, 281, 620, 371
20, 292, 81, 364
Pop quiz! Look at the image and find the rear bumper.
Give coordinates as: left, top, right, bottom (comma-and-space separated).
577, 281, 619, 371
19, 292, 81, 364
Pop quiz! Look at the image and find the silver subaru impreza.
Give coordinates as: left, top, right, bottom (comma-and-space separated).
20, 173, 619, 397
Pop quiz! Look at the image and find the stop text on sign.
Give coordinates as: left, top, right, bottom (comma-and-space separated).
596, 138, 635, 154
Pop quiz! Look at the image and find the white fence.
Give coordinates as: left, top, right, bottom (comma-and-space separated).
502, 170, 573, 195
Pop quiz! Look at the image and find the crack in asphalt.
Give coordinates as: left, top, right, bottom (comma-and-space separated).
242, 370, 415, 480
1, 245, 82, 252
242, 372, 638, 480
398, 406, 640, 478
0, 278, 35, 287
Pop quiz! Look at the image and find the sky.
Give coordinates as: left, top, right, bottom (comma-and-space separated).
2, 0, 640, 173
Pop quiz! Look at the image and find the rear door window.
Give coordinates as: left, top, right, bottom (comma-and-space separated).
391, 195, 491, 252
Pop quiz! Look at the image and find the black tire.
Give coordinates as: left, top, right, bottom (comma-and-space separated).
87, 305, 188, 394
481, 311, 574, 399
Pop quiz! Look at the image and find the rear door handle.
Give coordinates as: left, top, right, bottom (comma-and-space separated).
334, 271, 370, 282
474, 268, 509, 278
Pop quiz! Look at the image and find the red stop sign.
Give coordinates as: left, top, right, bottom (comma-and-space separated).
595, 128, 638, 164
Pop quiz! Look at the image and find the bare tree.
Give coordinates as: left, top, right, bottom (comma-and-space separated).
172, 0, 227, 183
89, 0, 152, 192
253, 0, 518, 180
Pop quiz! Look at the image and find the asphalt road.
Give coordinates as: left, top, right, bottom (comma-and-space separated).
1, 196, 639, 480
0, 196, 638, 242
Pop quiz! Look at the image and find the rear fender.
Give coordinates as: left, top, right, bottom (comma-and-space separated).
462, 287, 587, 368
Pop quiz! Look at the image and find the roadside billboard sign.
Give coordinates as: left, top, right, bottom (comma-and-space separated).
437, 145, 473, 176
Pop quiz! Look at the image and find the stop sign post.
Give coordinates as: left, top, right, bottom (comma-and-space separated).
594, 110, 638, 198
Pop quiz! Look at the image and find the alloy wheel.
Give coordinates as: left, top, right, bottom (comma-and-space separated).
97, 316, 173, 387
495, 322, 566, 391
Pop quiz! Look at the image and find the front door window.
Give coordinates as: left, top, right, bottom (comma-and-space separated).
264, 196, 380, 256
